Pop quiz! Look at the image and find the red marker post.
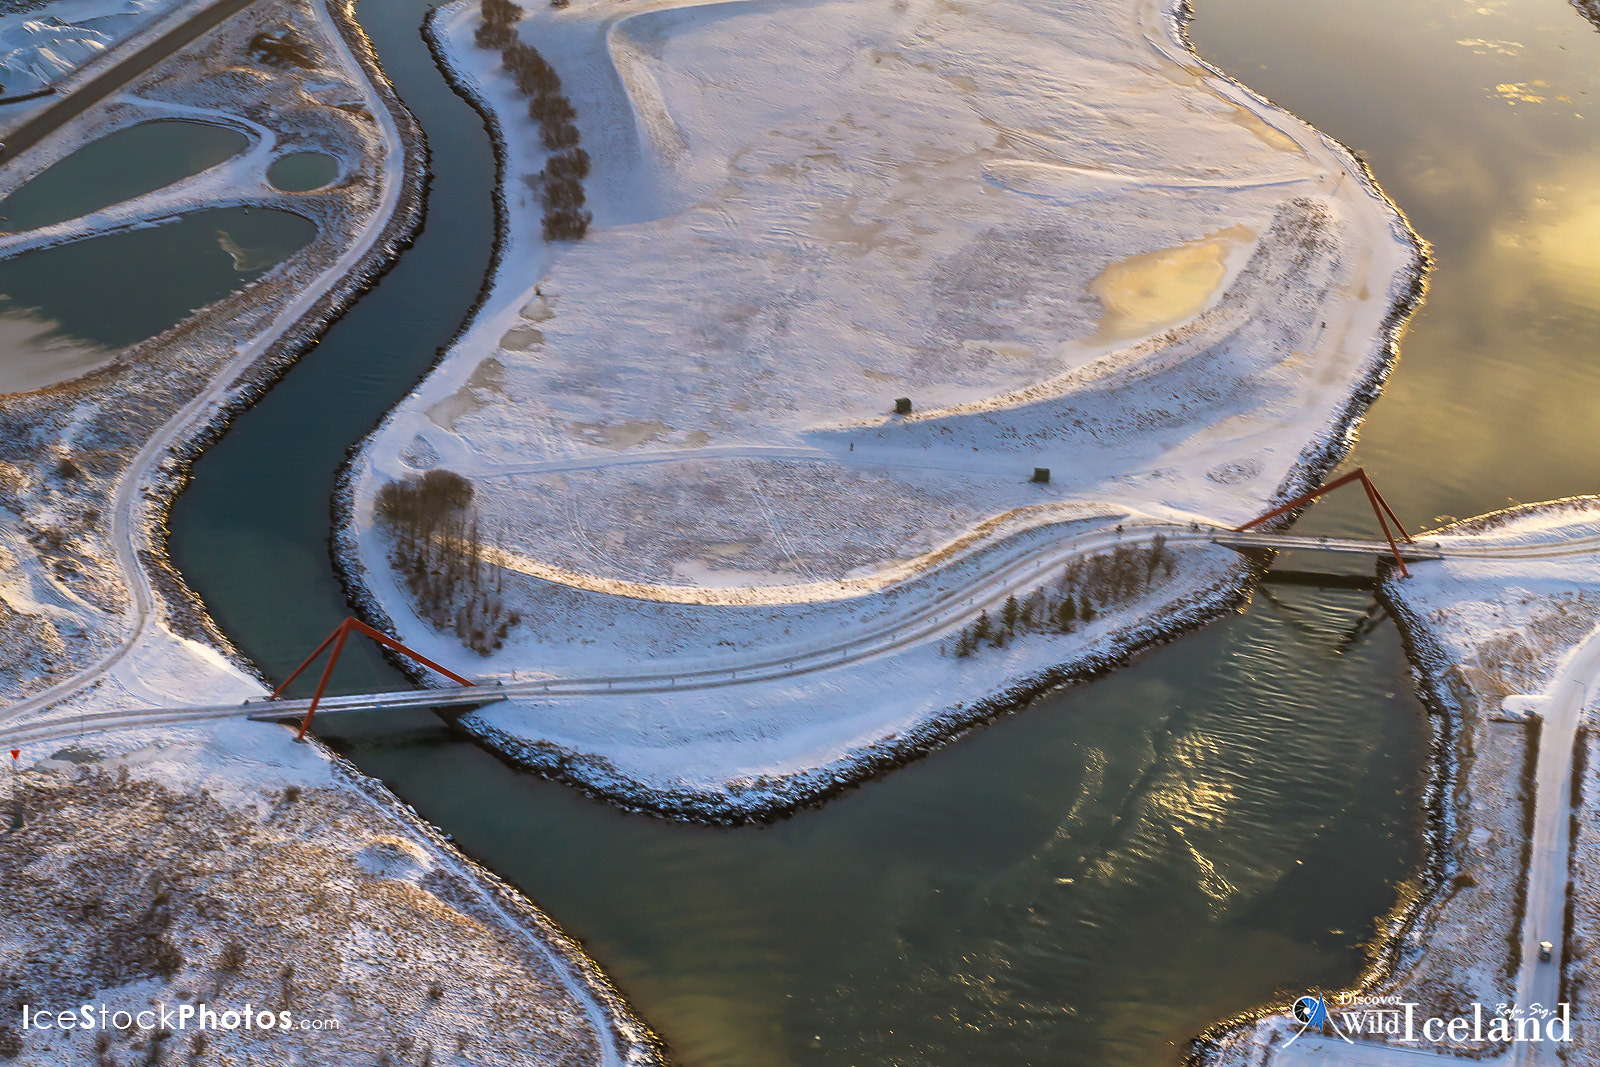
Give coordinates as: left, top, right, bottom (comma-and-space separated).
6, 749, 16, 831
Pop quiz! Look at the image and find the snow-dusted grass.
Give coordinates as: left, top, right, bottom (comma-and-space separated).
0, 0, 402, 707
0, 1, 661, 1061
0, 722, 662, 1066
342, 0, 1420, 816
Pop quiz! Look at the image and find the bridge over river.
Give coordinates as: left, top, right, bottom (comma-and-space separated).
9, 514, 1553, 755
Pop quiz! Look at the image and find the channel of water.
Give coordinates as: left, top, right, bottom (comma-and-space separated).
122, 0, 1600, 1062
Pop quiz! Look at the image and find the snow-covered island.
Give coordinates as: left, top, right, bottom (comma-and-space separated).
341, 0, 1423, 819
1198, 498, 1600, 1063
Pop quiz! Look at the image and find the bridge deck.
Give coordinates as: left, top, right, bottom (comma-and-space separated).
240, 687, 507, 721
1209, 531, 1444, 560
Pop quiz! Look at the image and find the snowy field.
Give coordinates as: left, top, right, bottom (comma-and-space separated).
0, 0, 174, 99
0, 721, 662, 1066
343, 0, 1422, 815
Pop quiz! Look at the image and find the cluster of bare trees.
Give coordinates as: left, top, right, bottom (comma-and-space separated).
475, 0, 592, 241
948, 536, 1175, 657
474, 0, 522, 48
375, 470, 520, 655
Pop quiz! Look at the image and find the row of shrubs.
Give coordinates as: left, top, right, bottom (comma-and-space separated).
375, 470, 520, 655
476, 0, 592, 241
946, 536, 1175, 657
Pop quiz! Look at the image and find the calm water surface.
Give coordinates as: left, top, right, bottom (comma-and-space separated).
1189, 0, 1600, 537
161, 0, 1600, 1064
268, 152, 340, 192
0, 208, 313, 392
0, 120, 248, 232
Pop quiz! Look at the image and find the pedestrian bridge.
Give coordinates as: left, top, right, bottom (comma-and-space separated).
4, 468, 1457, 753
1209, 530, 1443, 561
242, 686, 509, 722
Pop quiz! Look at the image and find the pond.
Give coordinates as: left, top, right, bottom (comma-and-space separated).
268, 151, 339, 192
0, 120, 249, 233
162, 0, 1600, 1064
0, 208, 314, 393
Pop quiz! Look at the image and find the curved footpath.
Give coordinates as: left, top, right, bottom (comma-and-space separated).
0, 0, 411, 728
11, 520, 1600, 751
1, 0, 1591, 1063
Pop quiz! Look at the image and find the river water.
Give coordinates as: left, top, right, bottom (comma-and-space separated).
140, 0, 1599, 1063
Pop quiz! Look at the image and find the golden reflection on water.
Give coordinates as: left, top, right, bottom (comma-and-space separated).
1194, 0, 1600, 530
1502, 158, 1600, 310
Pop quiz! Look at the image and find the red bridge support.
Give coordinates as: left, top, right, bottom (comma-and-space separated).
271, 617, 474, 741
1235, 467, 1416, 578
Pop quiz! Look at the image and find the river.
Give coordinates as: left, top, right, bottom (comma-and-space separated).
158, 0, 1600, 1063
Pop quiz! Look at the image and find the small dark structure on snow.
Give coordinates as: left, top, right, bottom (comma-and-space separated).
893, 397, 912, 415
1032, 468, 1050, 484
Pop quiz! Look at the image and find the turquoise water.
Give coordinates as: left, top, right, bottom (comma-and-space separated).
0, 120, 248, 232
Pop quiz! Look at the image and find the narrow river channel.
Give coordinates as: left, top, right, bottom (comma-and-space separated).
162, 0, 1600, 1063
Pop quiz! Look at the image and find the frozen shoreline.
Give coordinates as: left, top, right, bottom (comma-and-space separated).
336, 0, 1424, 819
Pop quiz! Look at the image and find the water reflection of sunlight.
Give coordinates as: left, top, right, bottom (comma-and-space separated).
1501, 157, 1600, 310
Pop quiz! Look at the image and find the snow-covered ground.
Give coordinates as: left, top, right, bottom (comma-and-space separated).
1200, 499, 1600, 1065
341, 0, 1421, 816
0, 721, 662, 1066
0, 0, 172, 98
0, 0, 404, 705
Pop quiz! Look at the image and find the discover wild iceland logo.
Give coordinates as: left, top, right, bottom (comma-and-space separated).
1285, 992, 1573, 1047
